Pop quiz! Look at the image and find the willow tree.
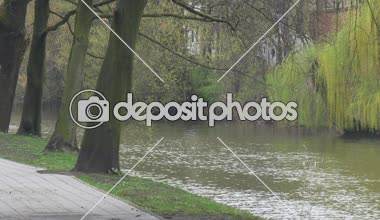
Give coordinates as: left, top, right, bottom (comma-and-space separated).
17, 0, 50, 136
267, 1, 380, 133
74, 0, 147, 173
44, 0, 94, 151
367, 0, 380, 73
0, 0, 28, 132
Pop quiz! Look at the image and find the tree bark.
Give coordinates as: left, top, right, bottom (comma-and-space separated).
45, 0, 94, 151
271, 0, 291, 64
0, 0, 28, 132
378, 31, 380, 76
17, 0, 50, 136
74, 0, 147, 173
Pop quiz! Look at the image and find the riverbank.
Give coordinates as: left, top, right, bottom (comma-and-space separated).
0, 132, 261, 220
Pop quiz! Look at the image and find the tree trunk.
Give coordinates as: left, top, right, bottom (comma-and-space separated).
17, 0, 50, 136
45, 0, 94, 151
378, 31, 380, 76
272, 0, 290, 64
0, 0, 28, 132
73, 0, 147, 173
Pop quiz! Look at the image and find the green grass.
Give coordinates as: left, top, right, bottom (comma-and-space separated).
0, 132, 262, 220
0, 132, 77, 171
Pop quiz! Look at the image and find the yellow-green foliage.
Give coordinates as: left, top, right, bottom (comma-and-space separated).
267, 47, 327, 128
267, 1, 380, 132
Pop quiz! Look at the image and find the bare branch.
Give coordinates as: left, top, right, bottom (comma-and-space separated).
48, 10, 104, 59
93, 0, 115, 8
171, 0, 236, 31
62, 0, 77, 6
95, 13, 230, 23
139, 32, 227, 71
86, 51, 105, 59
44, 10, 76, 36
139, 32, 267, 87
142, 13, 225, 22
44, 0, 116, 35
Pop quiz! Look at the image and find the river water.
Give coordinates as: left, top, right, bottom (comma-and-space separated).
9, 115, 380, 219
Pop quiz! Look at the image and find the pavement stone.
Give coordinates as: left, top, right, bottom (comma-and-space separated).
0, 159, 160, 220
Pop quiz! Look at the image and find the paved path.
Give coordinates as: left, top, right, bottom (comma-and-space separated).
0, 159, 160, 220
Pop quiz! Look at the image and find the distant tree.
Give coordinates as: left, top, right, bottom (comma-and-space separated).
0, 0, 29, 132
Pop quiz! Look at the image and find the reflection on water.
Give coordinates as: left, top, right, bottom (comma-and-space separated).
10, 113, 380, 219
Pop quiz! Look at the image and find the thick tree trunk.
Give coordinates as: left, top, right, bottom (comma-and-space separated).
378, 31, 380, 76
17, 0, 50, 136
0, 0, 28, 132
74, 0, 147, 173
45, 0, 94, 151
377, 14, 380, 77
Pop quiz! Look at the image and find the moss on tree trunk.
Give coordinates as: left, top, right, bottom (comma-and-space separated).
74, 0, 147, 173
17, 0, 50, 136
45, 0, 94, 151
0, 0, 28, 132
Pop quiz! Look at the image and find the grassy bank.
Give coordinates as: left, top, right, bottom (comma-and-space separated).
0, 132, 261, 220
